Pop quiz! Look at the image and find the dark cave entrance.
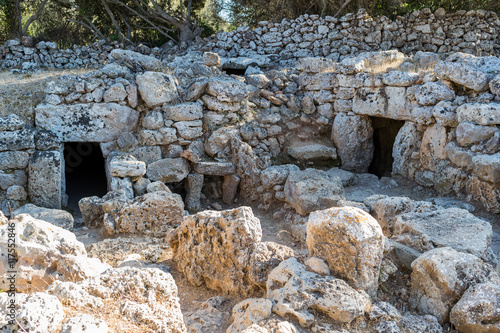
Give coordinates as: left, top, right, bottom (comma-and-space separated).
64, 142, 108, 213
368, 117, 405, 178
223, 68, 247, 76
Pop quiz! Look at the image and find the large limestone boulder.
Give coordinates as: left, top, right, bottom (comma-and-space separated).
0, 128, 35, 152
13, 204, 74, 230
79, 190, 129, 228
227, 298, 273, 333
146, 158, 190, 183
49, 267, 187, 332
167, 207, 262, 295
457, 103, 500, 126
331, 113, 374, 173
434, 56, 494, 91
108, 49, 162, 71
339, 50, 405, 74
107, 191, 184, 235
472, 153, 500, 183
306, 206, 384, 296
450, 282, 500, 333
392, 122, 423, 179
0, 292, 64, 333
28, 150, 63, 209
0, 215, 109, 292
286, 144, 337, 161
392, 208, 492, 258
108, 154, 146, 179
267, 258, 371, 327
136, 72, 178, 107
248, 241, 294, 288
410, 247, 499, 324
206, 78, 249, 103
35, 103, 139, 142
284, 168, 345, 216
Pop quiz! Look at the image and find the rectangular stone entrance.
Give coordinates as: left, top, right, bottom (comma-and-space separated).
368, 117, 405, 178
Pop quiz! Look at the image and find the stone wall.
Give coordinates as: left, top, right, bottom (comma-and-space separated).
0, 48, 499, 219
207, 8, 500, 60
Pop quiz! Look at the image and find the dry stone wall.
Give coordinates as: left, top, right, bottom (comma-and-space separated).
209, 8, 500, 61
1, 47, 500, 223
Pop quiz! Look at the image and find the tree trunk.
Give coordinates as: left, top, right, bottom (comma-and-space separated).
178, 23, 201, 43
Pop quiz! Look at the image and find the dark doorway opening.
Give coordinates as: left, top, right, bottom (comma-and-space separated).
64, 142, 108, 214
223, 68, 247, 76
368, 117, 405, 178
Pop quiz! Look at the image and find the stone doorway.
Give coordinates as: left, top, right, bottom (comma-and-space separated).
64, 142, 108, 213
368, 117, 405, 178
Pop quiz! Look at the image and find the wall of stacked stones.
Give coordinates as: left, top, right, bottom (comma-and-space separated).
0, 37, 166, 70
0, 49, 499, 220
208, 8, 500, 59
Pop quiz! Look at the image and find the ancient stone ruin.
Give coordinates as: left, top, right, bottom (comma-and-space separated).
0, 7, 499, 333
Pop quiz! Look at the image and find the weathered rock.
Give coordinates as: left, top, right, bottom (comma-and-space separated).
284, 168, 345, 215
146, 158, 190, 183
415, 82, 455, 106
223, 174, 240, 205
13, 204, 74, 230
472, 153, 500, 183
433, 101, 458, 127
246, 74, 270, 89
184, 297, 226, 333
167, 207, 262, 295
79, 190, 129, 228
307, 206, 384, 295
450, 282, 500, 333
0, 292, 64, 333
0, 151, 29, 170
204, 127, 239, 157
0, 169, 27, 191
393, 208, 492, 258
0, 215, 109, 292
249, 241, 294, 287
420, 123, 447, 171
109, 49, 162, 71
457, 103, 500, 125
260, 164, 300, 190
410, 247, 499, 324
103, 82, 127, 103
185, 77, 209, 101
206, 78, 249, 103
490, 74, 500, 96
60, 315, 109, 333
398, 314, 443, 333
0, 128, 35, 152
136, 72, 178, 107
305, 257, 330, 275
383, 71, 419, 86
28, 150, 63, 209
193, 161, 236, 175
6, 185, 27, 201
332, 113, 374, 173
110, 176, 134, 200
435, 60, 490, 91
466, 175, 500, 213
35, 103, 139, 142
339, 50, 405, 74
267, 258, 371, 327
109, 191, 183, 235
456, 122, 497, 146
203, 52, 221, 67
0, 114, 24, 131
296, 57, 337, 73
287, 144, 337, 161
392, 122, 422, 178
100, 62, 130, 78
164, 103, 203, 121
109, 154, 146, 179
185, 173, 203, 211
227, 298, 273, 333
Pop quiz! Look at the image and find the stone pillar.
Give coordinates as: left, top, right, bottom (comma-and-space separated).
28, 150, 63, 209
185, 173, 203, 211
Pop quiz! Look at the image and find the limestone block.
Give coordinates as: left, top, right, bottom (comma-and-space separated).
249, 241, 294, 287
0, 170, 27, 190
103, 83, 127, 103
185, 173, 203, 211
13, 204, 74, 230
306, 206, 384, 295
435, 60, 490, 91
109, 155, 146, 179
35, 103, 139, 142
457, 103, 500, 125
28, 150, 62, 209
287, 144, 337, 161
146, 158, 190, 183
173, 120, 203, 139
415, 82, 455, 106
193, 161, 236, 175
472, 153, 500, 183
109, 49, 162, 71
456, 122, 497, 146
206, 78, 249, 103
164, 103, 203, 121
167, 207, 262, 295
0, 128, 35, 152
136, 72, 178, 107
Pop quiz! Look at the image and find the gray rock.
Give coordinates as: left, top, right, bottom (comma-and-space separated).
393, 208, 492, 258
13, 204, 74, 230
223, 174, 240, 205
185, 173, 203, 211
415, 82, 455, 106
142, 111, 164, 130
193, 162, 236, 175
109, 155, 146, 179
35, 103, 139, 142
164, 103, 203, 121
146, 158, 190, 183
109, 49, 161, 71
0, 128, 35, 152
287, 144, 337, 161
0, 151, 29, 170
472, 153, 500, 183
284, 168, 345, 215
28, 151, 62, 209
206, 78, 249, 103
457, 103, 500, 126
456, 122, 497, 146
136, 72, 178, 107
100, 63, 130, 78
0, 114, 24, 131
103, 83, 127, 103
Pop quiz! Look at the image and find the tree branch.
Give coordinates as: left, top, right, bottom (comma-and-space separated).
22, 0, 50, 35
335, 0, 353, 17
68, 19, 108, 40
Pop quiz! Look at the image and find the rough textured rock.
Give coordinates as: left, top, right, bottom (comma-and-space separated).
0, 151, 29, 170
167, 207, 262, 295
456, 122, 497, 146
0, 128, 35, 152
267, 258, 371, 327
284, 168, 344, 215
0, 292, 64, 333
248, 241, 294, 287
146, 158, 190, 183
414, 82, 455, 106
0, 215, 109, 292
109, 191, 184, 235
287, 144, 337, 161
410, 247, 499, 324
109, 154, 146, 179
306, 206, 384, 295
472, 153, 500, 183
13, 204, 74, 230
392, 208, 492, 258
457, 103, 500, 125
79, 190, 129, 228
28, 150, 63, 209
398, 314, 443, 333
206, 78, 248, 103
435, 60, 490, 91
35, 103, 139, 142
109, 49, 162, 71
60, 315, 109, 333
331, 113, 373, 173
227, 298, 273, 333
450, 282, 500, 333
392, 122, 422, 179
136, 72, 178, 107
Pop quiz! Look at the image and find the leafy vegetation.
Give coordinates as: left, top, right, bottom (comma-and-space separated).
0, 0, 498, 47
